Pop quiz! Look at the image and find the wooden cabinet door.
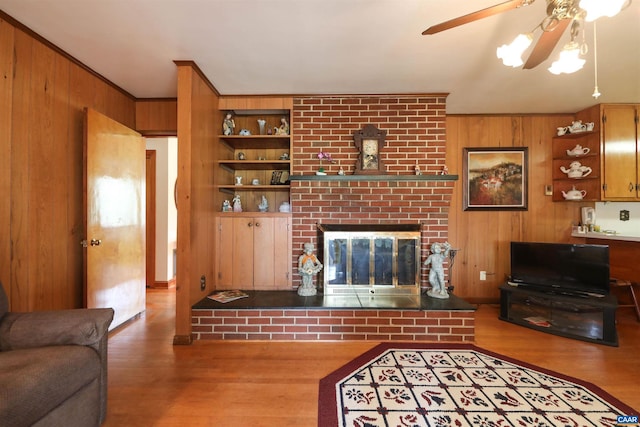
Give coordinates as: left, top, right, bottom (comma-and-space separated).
216, 216, 235, 288
232, 217, 255, 288
602, 105, 639, 200
252, 216, 291, 290
253, 216, 276, 289
216, 214, 291, 290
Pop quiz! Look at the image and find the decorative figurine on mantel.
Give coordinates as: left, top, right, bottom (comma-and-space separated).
223, 112, 235, 136
424, 241, 452, 299
440, 165, 449, 175
232, 194, 242, 212
297, 242, 323, 296
414, 162, 422, 175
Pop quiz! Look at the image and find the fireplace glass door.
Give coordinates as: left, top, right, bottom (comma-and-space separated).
322, 229, 421, 296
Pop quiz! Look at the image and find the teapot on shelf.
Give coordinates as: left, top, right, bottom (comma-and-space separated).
560, 161, 592, 178
566, 144, 590, 157
569, 120, 587, 133
562, 186, 587, 200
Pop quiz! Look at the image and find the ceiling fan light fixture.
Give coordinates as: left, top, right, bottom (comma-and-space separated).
548, 41, 586, 74
579, 0, 627, 21
497, 33, 533, 67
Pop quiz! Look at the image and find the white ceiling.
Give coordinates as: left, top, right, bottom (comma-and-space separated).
1, 0, 639, 114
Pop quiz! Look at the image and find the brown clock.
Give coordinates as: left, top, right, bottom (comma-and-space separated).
354, 124, 387, 175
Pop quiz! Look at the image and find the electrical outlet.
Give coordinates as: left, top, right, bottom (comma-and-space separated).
480, 271, 487, 281
620, 210, 630, 221
200, 275, 206, 291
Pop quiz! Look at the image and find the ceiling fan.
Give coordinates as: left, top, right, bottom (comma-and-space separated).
421, 0, 629, 70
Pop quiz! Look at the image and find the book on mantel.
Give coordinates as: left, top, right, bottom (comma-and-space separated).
207, 290, 249, 304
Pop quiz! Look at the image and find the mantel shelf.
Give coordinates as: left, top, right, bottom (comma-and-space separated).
290, 174, 458, 182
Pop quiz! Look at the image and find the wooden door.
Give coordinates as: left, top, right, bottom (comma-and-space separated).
232, 216, 255, 289
84, 108, 146, 330
602, 105, 638, 200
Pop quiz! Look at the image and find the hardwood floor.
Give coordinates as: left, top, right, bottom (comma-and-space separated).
104, 289, 640, 426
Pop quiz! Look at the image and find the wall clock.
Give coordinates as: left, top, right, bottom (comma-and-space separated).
354, 124, 387, 175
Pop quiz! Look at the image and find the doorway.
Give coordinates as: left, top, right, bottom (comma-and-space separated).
145, 138, 178, 289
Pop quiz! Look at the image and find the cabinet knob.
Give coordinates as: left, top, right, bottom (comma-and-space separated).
255, 222, 260, 227
248, 222, 253, 227
630, 182, 635, 192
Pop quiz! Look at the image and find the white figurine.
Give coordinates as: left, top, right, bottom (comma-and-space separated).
222, 200, 232, 212
258, 195, 268, 212
274, 117, 289, 135
424, 241, 451, 299
232, 194, 242, 213
297, 242, 323, 296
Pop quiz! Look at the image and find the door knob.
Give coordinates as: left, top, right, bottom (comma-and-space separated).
90, 239, 102, 246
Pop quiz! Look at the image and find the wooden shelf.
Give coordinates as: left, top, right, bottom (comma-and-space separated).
218, 160, 290, 171
290, 174, 459, 182
217, 185, 290, 194
219, 135, 290, 150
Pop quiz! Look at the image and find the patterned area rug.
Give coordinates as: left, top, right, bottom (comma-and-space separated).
319, 343, 637, 427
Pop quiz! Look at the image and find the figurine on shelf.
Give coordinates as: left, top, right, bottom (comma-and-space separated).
440, 165, 449, 175
223, 112, 235, 136
274, 117, 289, 135
232, 194, 242, 212
222, 200, 232, 212
258, 195, 268, 212
414, 162, 422, 175
424, 241, 452, 299
257, 119, 266, 135
338, 166, 345, 176
297, 242, 323, 296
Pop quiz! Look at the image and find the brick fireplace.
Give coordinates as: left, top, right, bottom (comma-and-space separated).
190, 94, 476, 343
290, 94, 454, 289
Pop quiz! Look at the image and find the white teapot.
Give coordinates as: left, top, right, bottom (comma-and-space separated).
560, 161, 592, 178
569, 120, 587, 133
566, 144, 590, 157
562, 186, 587, 200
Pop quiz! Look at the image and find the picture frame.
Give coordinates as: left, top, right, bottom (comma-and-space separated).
463, 147, 528, 211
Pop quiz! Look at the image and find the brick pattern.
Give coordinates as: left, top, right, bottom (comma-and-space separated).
192, 308, 475, 342
293, 95, 448, 176
290, 95, 453, 290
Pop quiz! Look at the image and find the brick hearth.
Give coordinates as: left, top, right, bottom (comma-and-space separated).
192, 292, 476, 342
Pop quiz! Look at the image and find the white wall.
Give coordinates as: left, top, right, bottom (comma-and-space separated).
595, 202, 640, 236
146, 137, 178, 282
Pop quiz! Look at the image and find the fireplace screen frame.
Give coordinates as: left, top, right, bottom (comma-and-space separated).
318, 224, 421, 296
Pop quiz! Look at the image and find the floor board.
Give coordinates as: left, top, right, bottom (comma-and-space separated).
104, 289, 640, 426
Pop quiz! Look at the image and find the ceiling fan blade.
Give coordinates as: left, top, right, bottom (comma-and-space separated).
522, 18, 571, 69
422, 0, 532, 35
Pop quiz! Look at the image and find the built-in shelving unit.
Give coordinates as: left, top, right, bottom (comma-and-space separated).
215, 106, 292, 212
552, 131, 601, 202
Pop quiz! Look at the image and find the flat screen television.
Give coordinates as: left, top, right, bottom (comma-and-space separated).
509, 241, 610, 297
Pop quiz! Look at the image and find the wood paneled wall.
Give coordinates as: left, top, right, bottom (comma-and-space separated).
446, 115, 594, 302
0, 15, 136, 311
135, 99, 177, 135
174, 62, 219, 344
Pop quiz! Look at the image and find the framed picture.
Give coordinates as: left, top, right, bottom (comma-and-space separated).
463, 147, 528, 211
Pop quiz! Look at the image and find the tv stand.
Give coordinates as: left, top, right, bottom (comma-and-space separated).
499, 284, 618, 346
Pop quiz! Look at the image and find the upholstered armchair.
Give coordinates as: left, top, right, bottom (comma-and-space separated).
0, 282, 114, 426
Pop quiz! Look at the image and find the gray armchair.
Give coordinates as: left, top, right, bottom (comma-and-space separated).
0, 282, 114, 426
